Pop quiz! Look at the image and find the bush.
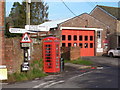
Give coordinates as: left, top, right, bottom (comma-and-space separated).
7, 59, 47, 83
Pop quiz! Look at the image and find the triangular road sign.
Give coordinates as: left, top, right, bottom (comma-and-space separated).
20, 33, 32, 43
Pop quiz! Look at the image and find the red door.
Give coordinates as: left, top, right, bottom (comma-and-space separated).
79, 30, 95, 56
62, 30, 95, 56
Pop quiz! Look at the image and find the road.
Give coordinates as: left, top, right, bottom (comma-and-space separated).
2, 56, 120, 89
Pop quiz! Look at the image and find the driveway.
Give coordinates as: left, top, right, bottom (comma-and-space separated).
82, 56, 119, 67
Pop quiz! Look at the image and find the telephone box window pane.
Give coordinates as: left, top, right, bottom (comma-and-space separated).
85, 36, 88, 41
68, 35, 71, 40
79, 35, 82, 41
46, 60, 51, 62
79, 43, 82, 48
46, 48, 51, 50
85, 43, 88, 48
46, 54, 51, 56
90, 43, 93, 48
46, 45, 51, 47
62, 35, 66, 40
74, 35, 77, 41
68, 43, 71, 47
46, 57, 51, 59
56, 45, 59, 47
90, 36, 93, 41
46, 51, 51, 53
62, 43, 66, 47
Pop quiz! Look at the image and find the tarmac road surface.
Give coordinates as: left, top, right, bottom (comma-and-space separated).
2, 56, 120, 89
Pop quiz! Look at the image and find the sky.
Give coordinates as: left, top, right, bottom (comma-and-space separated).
6, 0, 119, 20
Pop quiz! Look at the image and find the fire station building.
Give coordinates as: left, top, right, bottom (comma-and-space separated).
40, 13, 107, 57
40, 5, 120, 57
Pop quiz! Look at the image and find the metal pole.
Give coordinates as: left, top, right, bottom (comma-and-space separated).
26, 0, 30, 25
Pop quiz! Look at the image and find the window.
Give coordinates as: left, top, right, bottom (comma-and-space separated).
46, 57, 51, 59
46, 48, 51, 50
90, 43, 93, 48
74, 43, 77, 47
62, 35, 66, 40
46, 54, 51, 56
68, 43, 71, 47
46, 60, 51, 62
97, 31, 101, 39
46, 51, 51, 53
74, 35, 77, 41
117, 48, 120, 50
79, 35, 82, 41
90, 36, 93, 41
84, 43, 88, 48
46, 45, 51, 47
85, 36, 88, 41
79, 43, 83, 48
68, 35, 71, 40
62, 43, 66, 47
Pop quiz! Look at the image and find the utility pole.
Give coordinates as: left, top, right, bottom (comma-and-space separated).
26, 0, 31, 25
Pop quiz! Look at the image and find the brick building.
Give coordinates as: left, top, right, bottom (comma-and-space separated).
0, 0, 5, 65
40, 5, 120, 57
40, 13, 107, 57
90, 5, 120, 49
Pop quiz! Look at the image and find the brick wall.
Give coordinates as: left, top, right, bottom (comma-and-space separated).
61, 47, 80, 60
5, 38, 23, 73
0, 0, 5, 65
4, 37, 43, 74
31, 43, 43, 61
90, 7, 118, 48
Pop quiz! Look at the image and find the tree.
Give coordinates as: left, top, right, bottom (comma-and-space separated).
9, 0, 49, 27
5, 0, 49, 37
9, 2, 26, 28
30, 1, 49, 25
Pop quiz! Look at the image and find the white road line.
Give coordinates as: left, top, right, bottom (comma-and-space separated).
69, 71, 94, 80
33, 80, 55, 88
0, 83, 8, 85
69, 67, 111, 80
43, 80, 65, 88
32, 80, 38, 83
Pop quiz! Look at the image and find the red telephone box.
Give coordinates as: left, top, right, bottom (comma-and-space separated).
43, 37, 60, 73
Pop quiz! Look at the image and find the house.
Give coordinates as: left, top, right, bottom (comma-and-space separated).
90, 5, 120, 49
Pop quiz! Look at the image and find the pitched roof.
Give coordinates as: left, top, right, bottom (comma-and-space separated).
39, 18, 70, 29
97, 5, 120, 20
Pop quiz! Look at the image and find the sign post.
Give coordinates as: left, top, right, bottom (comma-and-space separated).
20, 33, 32, 72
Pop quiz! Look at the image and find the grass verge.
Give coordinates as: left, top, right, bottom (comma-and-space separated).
64, 58, 93, 65
6, 59, 48, 83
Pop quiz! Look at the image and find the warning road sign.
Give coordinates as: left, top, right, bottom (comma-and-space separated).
20, 33, 32, 43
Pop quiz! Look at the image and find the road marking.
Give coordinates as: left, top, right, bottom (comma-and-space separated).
43, 80, 65, 88
69, 71, 94, 80
33, 80, 55, 88
32, 80, 38, 83
0, 83, 8, 85
69, 67, 111, 80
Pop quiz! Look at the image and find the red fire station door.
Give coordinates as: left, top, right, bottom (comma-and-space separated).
43, 37, 60, 73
